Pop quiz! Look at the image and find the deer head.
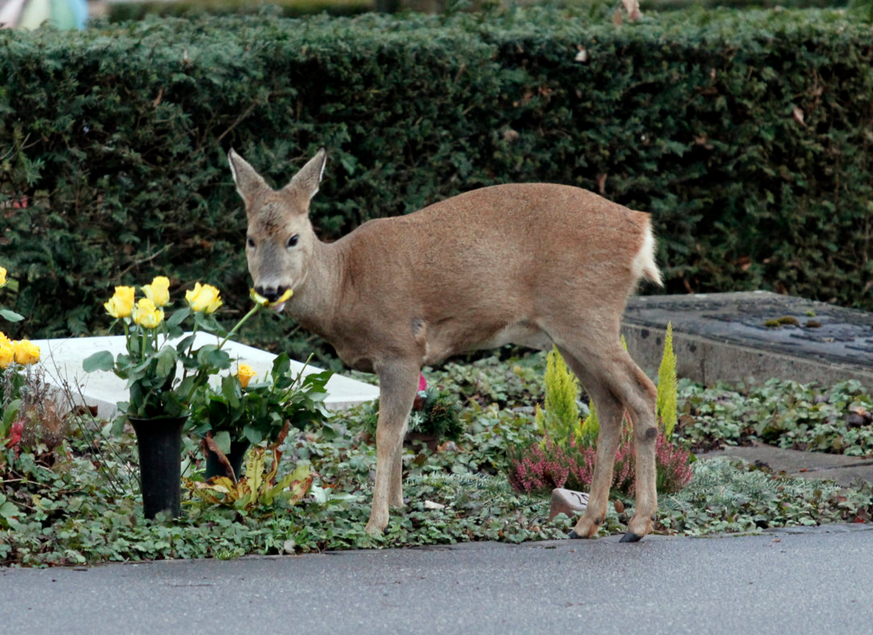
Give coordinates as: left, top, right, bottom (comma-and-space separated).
227, 148, 327, 307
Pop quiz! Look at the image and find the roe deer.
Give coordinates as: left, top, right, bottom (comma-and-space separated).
228, 148, 663, 541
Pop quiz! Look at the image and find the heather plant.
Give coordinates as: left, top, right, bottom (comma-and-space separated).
507, 429, 691, 497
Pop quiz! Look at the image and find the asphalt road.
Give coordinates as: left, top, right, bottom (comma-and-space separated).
2, 525, 872, 635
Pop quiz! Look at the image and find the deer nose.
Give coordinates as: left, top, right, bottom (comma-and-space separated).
255, 285, 290, 303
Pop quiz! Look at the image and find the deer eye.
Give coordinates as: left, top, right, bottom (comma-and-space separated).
286, 235, 299, 248
247, 236, 256, 248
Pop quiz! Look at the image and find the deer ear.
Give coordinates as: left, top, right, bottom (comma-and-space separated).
285, 148, 327, 208
228, 148, 269, 204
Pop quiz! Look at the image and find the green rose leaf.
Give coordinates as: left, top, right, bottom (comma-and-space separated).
0, 308, 24, 322
155, 346, 177, 379
83, 351, 116, 373
197, 345, 230, 370
166, 307, 191, 329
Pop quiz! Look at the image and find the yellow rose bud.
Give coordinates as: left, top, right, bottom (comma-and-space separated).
0, 266, 6, 288
142, 276, 171, 307
237, 363, 257, 388
104, 286, 136, 319
132, 298, 164, 329
13, 339, 40, 366
0, 343, 13, 369
186, 282, 222, 314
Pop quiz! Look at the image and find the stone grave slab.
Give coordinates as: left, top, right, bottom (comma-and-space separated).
30, 333, 380, 419
622, 291, 873, 388
699, 446, 873, 488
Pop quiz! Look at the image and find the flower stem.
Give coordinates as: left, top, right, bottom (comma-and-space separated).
218, 304, 262, 351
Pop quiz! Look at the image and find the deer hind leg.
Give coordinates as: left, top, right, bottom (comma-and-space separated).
556, 347, 626, 539
365, 361, 418, 535
553, 338, 658, 542
617, 352, 659, 542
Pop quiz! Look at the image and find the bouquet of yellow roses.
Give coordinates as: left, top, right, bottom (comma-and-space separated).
84, 277, 265, 420
1, 266, 41, 448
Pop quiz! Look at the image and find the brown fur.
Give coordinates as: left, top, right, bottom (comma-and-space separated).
229, 148, 662, 540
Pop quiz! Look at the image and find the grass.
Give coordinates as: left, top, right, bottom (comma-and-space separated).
2, 350, 873, 567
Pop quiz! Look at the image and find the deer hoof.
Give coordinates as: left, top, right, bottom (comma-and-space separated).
619, 531, 644, 543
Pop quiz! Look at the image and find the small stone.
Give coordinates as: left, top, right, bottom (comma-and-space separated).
847, 413, 868, 428
549, 488, 589, 521
424, 500, 445, 510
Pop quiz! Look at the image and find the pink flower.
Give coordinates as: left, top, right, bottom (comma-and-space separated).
418, 373, 427, 392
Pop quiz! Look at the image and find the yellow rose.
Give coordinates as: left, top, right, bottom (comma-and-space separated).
13, 339, 40, 365
237, 363, 257, 388
0, 266, 6, 288
249, 287, 293, 308
104, 286, 136, 319
186, 282, 222, 314
132, 298, 164, 329
0, 342, 13, 369
142, 276, 171, 307
0, 331, 9, 346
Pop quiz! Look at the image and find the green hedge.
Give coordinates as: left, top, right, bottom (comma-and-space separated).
106, 0, 372, 22
2, 9, 872, 361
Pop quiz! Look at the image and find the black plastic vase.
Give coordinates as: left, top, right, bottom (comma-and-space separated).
129, 415, 187, 520
205, 439, 251, 481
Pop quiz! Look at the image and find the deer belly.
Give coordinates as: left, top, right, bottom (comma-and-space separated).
423, 321, 549, 364
475, 322, 550, 350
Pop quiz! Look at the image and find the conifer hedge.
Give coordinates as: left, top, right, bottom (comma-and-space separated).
1, 9, 872, 357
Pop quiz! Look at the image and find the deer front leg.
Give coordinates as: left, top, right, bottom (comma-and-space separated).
389, 442, 405, 508
365, 361, 418, 535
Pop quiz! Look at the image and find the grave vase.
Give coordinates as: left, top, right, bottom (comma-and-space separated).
129, 415, 188, 520
204, 438, 251, 481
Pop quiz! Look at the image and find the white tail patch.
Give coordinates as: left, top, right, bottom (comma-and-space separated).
632, 221, 662, 286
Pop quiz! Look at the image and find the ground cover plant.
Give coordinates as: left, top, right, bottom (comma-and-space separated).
3, 348, 873, 567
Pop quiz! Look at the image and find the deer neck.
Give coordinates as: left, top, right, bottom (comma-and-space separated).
285, 237, 346, 337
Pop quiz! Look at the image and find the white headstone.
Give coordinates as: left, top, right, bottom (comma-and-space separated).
29, 333, 379, 419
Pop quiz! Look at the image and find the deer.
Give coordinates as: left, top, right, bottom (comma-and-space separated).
228, 147, 663, 542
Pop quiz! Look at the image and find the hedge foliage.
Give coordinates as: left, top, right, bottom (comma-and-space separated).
1, 8, 872, 360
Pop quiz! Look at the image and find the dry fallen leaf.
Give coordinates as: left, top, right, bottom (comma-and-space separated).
574, 48, 588, 63
596, 173, 608, 195
424, 500, 446, 510
792, 106, 806, 126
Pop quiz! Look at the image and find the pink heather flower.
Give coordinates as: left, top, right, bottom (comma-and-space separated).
508, 430, 692, 497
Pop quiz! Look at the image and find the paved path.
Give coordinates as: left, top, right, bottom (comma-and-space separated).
699, 445, 873, 487
2, 525, 872, 635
